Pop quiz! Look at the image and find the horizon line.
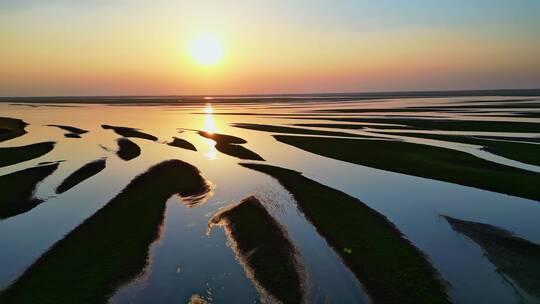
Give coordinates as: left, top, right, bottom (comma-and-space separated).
1, 87, 539, 100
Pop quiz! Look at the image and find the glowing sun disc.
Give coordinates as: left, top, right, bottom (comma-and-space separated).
190, 34, 224, 65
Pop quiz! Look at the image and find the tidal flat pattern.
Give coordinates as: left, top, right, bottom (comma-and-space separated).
0, 94, 540, 303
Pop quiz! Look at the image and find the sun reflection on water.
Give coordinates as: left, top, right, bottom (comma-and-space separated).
203, 103, 218, 160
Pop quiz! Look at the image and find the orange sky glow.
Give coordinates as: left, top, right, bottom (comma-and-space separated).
1, 1, 539, 96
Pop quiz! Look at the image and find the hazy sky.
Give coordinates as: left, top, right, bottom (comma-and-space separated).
1, 0, 539, 96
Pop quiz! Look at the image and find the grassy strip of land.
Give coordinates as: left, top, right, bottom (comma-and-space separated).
56, 158, 107, 194
0, 142, 56, 168
477, 135, 540, 143
214, 143, 264, 161
241, 163, 449, 304
116, 138, 141, 161
197, 131, 264, 160
412, 102, 540, 110
298, 117, 540, 133
274, 135, 540, 202
0, 163, 59, 220
102, 124, 158, 141
167, 137, 197, 151
294, 123, 413, 130
210, 196, 304, 303
387, 132, 540, 167
47, 124, 88, 135
313, 108, 454, 113
198, 131, 246, 144
232, 123, 372, 138
445, 216, 540, 300
311, 102, 540, 114
0, 159, 211, 304
0, 117, 28, 143
64, 133, 82, 138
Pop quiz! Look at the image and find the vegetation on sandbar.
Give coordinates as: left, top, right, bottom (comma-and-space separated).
232, 123, 373, 138
299, 117, 540, 133
56, 158, 107, 194
102, 124, 158, 141
274, 135, 540, 202
0, 160, 212, 304
0, 163, 59, 220
167, 137, 197, 151
476, 135, 540, 144
294, 122, 412, 130
209, 196, 304, 303
198, 131, 246, 144
388, 132, 540, 167
0, 117, 28, 143
0, 142, 56, 168
47, 124, 88, 138
241, 163, 449, 303
116, 138, 141, 161
445, 216, 540, 300
198, 131, 264, 161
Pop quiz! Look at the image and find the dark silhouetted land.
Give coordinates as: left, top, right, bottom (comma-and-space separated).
198, 131, 264, 161
0, 160, 211, 304
297, 117, 540, 133
274, 135, 540, 202
116, 138, 141, 161
102, 125, 158, 141
210, 196, 304, 303
0, 142, 55, 168
445, 216, 540, 301
232, 123, 373, 138
167, 137, 197, 151
47, 124, 88, 138
241, 163, 449, 304
198, 131, 246, 144
56, 158, 107, 194
0, 117, 28, 143
0, 163, 59, 220
387, 132, 540, 167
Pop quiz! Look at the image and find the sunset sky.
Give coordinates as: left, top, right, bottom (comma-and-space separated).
1, 0, 539, 96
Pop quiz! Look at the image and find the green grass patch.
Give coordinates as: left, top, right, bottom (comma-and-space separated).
388, 132, 540, 167
210, 196, 304, 303
167, 137, 197, 151
198, 131, 264, 160
0, 142, 56, 168
445, 216, 540, 300
241, 163, 449, 304
0, 159, 211, 304
116, 138, 140, 161
274, 135, 540, 202
102, 125, 158, 141
0, 117, 28, 143
55, 158, 107, 194
0, 163, 59, 220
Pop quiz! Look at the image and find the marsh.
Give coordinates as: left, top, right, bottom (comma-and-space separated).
1, 93, 540, 303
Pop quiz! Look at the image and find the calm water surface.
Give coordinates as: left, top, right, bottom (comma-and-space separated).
1, 97, 539, 303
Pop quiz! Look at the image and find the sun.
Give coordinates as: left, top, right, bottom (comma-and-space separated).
190, 34, 224, 66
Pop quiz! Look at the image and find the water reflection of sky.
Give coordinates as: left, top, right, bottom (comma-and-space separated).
0, 97, 539, 303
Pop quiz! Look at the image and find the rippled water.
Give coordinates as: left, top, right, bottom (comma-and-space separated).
1, 96, 539, 303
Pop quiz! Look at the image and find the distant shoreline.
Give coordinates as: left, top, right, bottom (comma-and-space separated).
1, 88, 539, 104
